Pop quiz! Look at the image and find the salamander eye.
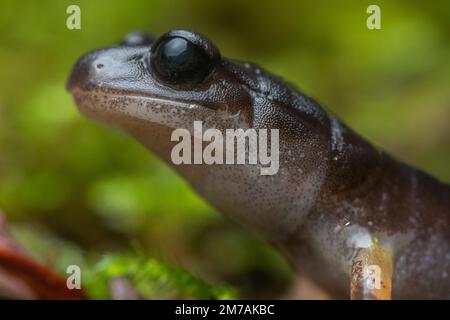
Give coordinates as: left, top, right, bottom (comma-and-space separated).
150, 36, 213, 86
122, 31, 155, 46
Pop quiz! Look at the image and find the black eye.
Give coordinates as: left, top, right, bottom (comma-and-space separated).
151, 37, 213, 85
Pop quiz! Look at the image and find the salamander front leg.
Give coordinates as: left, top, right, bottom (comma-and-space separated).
350, 243, 393, 300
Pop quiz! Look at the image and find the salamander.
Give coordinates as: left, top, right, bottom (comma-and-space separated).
67, 30, 450, 299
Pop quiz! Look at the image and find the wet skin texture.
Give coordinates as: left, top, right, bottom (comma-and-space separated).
68, 30, 450, 299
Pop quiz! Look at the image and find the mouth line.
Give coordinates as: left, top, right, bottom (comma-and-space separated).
69, 88, 206, 111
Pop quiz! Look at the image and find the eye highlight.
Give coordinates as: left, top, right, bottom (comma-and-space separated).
150, 36, 214, 86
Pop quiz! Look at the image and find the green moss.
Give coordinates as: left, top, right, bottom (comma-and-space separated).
85, 253, 238, 300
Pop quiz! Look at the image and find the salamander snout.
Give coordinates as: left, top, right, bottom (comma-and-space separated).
66, 50, 98, 92
66, 45, 148, 93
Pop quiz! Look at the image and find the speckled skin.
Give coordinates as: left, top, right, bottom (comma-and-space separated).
67, 30, 450, 299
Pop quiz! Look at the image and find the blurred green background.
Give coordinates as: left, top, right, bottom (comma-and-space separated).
0, 0, 449, 298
